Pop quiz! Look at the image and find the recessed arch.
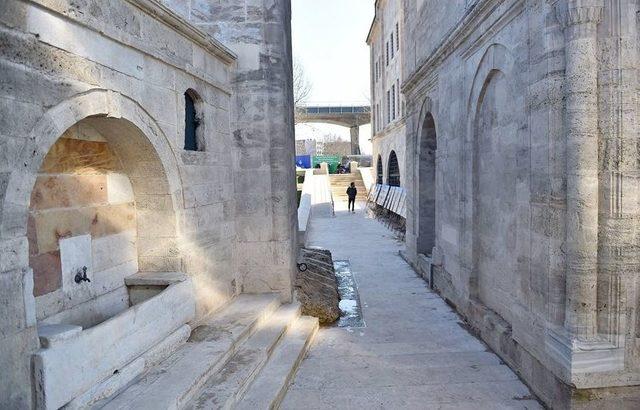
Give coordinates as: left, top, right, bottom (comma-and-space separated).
1, 88, 185, 333
387, 150, 400, 187
4, 89, 183, 217
461, 43, 518, 300
417, 111, 437, 256
464, 43, 526, 327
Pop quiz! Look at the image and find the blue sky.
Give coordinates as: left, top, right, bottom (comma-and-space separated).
292, 0, 374, 153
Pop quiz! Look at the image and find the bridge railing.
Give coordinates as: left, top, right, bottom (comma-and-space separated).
302, 106, 370, 115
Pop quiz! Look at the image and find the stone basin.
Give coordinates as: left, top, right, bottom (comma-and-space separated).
33, 272, 195, 410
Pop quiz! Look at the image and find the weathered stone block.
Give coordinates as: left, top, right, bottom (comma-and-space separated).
0, 327, 38, 409
40, 138, 120, 175
0, 270, 28, 338
31, 174, 108, 210
32, 203, 136, 254
295, 248, 340, 324
106, 173, 134, 204
0, 236, 28, 274
92, 230, 137, 273
30, 250, 62, 297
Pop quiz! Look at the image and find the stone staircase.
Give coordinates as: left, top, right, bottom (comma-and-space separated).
329, 173, 368, 202
99, 294, 318, 409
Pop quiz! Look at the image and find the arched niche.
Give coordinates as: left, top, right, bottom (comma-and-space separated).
417, 111, 437, 256
465, 44, 525, 326
2, 89, 184, 329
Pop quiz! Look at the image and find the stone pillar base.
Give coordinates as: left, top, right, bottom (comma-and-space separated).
546, 326, 626, 387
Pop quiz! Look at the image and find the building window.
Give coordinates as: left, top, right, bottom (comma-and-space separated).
184, 89, 203, 151
396, 79, 401, 117
386, 42, 389, 66
386, 90, 391, 124
396, 23, 400, 51
390, 34, 394, 59
391, 84, 396, 120
373, 105, 376, 131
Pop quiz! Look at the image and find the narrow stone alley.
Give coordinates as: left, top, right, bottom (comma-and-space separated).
282, 201, 542, 409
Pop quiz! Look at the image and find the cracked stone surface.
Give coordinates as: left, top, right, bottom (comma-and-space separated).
282, 202, 542, 409
295, 248, 340, 324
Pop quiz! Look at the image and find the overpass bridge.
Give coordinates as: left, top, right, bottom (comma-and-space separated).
296, 105, 371, 155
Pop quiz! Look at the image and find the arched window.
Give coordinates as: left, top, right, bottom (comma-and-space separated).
387, 150, 400, 187
184, 89, 203, 151
376, 155, 383, 184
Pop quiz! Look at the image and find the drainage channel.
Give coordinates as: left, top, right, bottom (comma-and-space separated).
333, 260, 365, 328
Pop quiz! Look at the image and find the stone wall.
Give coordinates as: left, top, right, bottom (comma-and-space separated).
369, 0, 408, 189
402, 0, 640, 407
0, 0, 295, 406
162, 0, 298, 301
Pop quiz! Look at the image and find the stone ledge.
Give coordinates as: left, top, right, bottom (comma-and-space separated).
124, 0, 237, 64
37, 324, 82, 348
124, 271, 188, 286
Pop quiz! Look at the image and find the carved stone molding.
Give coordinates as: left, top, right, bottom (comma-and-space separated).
555, 2, 603, 30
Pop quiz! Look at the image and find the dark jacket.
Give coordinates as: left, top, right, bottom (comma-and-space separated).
346, 186, 357, 199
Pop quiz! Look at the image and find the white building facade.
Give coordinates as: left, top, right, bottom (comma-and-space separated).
367, 0, 406, 188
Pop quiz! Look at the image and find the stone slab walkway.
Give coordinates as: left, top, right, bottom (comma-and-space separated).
282, 201, 542, 409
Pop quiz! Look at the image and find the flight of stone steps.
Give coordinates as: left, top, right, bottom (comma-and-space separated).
328, 173, 368, 202
100, 294, 318, 409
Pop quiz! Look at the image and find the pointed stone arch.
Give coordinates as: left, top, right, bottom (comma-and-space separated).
462, 44, 529, 323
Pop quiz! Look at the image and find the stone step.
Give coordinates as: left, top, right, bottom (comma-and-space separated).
184, 303, 303, 409
330, 188, 366, 192
330, 182, 365, 185
331, 189, 366, 193
329, 175, 361, 179
101, 293, 281, 410
236, 316, 319, 410
331, 187, 366, 190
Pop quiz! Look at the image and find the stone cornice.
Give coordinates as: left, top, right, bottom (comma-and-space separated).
366, 0, 383, 44
373, 117, 406, 141
402, 0, 513, 94
555, 2, 603, 30
125, 0, 237, 65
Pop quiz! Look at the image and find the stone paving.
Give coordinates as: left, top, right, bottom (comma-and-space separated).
282, 200, 542, 409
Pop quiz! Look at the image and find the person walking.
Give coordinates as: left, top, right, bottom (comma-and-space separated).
346, 182, 357, 213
